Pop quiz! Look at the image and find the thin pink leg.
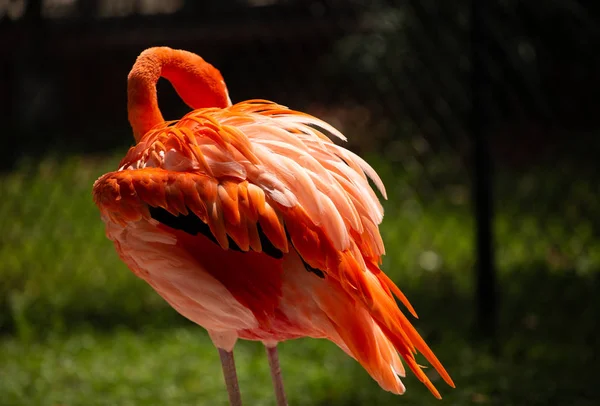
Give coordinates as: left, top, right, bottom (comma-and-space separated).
218, 348, 243, 406
265, 345, 288, 406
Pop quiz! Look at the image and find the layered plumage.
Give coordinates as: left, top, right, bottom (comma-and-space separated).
93, 47, 454, 400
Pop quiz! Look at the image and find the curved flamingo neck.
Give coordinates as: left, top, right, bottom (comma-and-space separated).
127, 46, 231, 142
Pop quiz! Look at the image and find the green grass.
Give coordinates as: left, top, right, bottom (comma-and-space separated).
1, 151, 599, 405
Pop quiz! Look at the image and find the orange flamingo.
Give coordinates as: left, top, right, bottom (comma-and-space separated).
92, 47, 454, 405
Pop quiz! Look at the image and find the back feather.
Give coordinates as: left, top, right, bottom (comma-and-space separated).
94, 100, 454, 398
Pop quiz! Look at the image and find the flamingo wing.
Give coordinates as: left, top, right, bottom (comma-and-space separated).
93, 100, 454, 398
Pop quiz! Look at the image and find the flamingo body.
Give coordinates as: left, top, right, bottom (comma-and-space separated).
92, 47, 454, 400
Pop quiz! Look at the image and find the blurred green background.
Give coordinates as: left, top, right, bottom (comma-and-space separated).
1, 1, 599, 405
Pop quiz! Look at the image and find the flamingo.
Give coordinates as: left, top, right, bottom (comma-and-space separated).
92, 47, 454, 405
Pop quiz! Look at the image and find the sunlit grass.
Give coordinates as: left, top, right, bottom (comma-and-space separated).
1, 152, 598, 405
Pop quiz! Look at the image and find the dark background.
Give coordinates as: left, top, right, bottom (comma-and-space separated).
1, 1, 599, 405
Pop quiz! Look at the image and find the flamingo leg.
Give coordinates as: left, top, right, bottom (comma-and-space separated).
265, 344, 288, 406
218, 348, 243, 406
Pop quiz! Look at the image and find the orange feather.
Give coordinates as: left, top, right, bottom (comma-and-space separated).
92, 46, 455, 398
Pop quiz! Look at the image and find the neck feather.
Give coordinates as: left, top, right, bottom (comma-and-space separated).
127, 47, 231, 141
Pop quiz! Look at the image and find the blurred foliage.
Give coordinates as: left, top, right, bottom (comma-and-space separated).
1, 150, 599, 405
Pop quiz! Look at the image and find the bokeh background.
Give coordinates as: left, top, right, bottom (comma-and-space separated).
1, 0, 599, 405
